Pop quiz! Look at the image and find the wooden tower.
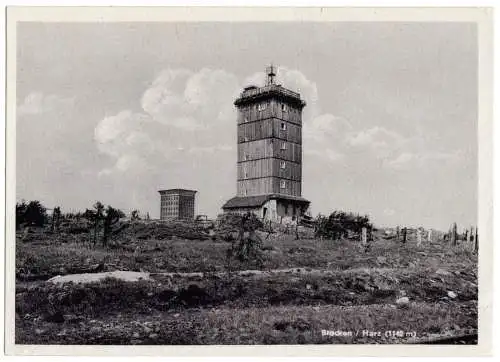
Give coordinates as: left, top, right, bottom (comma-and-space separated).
222, 65, 310, 222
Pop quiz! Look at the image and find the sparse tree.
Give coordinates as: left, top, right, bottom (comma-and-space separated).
225, 212, 264, 273
51, 206, 62, 232
16, 200, 28, 230
22, 200, 47, 227
102, 206, 125, 247
131, 210, 140, 221
93, 202, 105, 245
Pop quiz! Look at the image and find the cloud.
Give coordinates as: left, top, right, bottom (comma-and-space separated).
384, 150, 462, 170
304, 114, 353, 143
141, 68, 239, 130
245, 66, 349, 165
18, 92, 74, 116
244, 65, 320, 120
347, 126, 406, 149
96, 66, 337, 176
93, 65, 465, 217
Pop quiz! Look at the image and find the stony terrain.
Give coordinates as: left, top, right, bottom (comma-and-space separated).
15, 221, 478, 345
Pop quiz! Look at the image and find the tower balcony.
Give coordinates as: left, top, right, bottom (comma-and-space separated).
235, 84, 306, 108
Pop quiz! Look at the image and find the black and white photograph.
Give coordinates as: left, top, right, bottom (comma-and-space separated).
4, 6, 494, 356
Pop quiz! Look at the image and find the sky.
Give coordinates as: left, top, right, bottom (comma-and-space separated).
16, 22, 478, 230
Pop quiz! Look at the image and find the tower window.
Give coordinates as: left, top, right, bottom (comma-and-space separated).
280, 180, 287, 189
257, 103, 267, 112
281, 104, 288, 112
280, 122, 287, 131
280, 161, 286, 169
280, 142, 287, 150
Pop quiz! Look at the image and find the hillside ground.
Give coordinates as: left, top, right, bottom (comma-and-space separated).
15, 221, 478, 345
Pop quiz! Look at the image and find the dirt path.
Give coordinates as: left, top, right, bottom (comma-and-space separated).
48, 271, 152, 284
48, 266, 416, 284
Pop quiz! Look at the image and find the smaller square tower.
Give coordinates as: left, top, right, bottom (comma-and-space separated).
159, 189, 197, 220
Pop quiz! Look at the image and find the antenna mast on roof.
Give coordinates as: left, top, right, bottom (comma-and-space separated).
266, 64, 276, 85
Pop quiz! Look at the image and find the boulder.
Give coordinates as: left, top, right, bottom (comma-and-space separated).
396, 296, 410, 305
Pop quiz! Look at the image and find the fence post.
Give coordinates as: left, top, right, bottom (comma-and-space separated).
361, 227, 367, 246
427, 229, 432, 243
450, 222, 457, 246
402, 227, 407, 244
474, 226, 479, 253
417, 228, 422, 246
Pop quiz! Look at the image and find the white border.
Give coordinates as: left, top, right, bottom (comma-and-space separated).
2, 5, 494, 358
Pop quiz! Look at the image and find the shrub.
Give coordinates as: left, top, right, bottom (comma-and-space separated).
315, 211, 372, 240
16, 200, 47, 228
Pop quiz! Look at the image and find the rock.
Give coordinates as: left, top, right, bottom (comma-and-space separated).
35, 328, 44, 335
149, 333, 159, 339
143, 326, 152, 333
133, 332, 140, 338
396, 297, 410, 305
306, 284, 312, 290
447, 291, 458, 299
435, 268, 451, 276
399, 290, 407, 297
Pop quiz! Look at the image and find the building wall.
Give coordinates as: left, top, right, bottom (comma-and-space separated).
237, 177, 301, 196
178, 194, 195, 219
237, 99, 302, 126
160, 190, 196, 220
260, 199, 307, 223
160, 193, 180, 220
237, 119, 302, 144
234, 85, 304, 199
237, 158, 301, 181
238, 139, 301, 163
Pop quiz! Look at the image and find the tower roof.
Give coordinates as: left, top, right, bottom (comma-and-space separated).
235, 66, 306, 108
222, 194, 310, 209
158, 188, 197, 195
234, 84, 306, 108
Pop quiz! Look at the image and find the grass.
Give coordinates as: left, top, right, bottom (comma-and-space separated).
16, 231, 477, 278
16, 301, 477, 345
14, 222, 478, 345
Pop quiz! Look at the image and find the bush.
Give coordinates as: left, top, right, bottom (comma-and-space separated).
222, 213, 265, 270
315, 211, 372, 240
16, 200, 47, 228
